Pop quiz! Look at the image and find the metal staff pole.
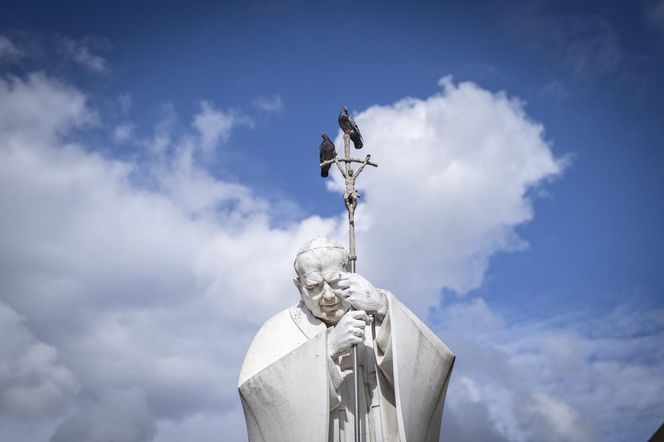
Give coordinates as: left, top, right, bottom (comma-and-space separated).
320, 132, 377, 442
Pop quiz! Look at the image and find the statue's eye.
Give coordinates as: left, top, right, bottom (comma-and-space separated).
306, 283, 322, 291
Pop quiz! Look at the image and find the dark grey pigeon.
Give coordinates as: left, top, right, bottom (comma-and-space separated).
338, 106, 364, 149
319, 133, 336, 177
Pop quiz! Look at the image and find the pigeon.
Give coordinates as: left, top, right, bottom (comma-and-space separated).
338, 106, 364, 149
319, 133, 336, 177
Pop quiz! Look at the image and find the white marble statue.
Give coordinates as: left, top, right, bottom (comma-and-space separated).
238, 237, 455, 442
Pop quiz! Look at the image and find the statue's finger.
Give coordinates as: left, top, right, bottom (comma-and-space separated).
348, 309, 367, 318
351, 310, 370, 323
351, 317, 367, 328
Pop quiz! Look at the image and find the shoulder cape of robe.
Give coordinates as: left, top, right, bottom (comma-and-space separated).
238, 294, 455, 442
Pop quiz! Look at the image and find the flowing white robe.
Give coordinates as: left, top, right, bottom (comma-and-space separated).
238, 293, 455, 442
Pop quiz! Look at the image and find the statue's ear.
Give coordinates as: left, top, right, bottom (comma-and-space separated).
293, 277, 306, 301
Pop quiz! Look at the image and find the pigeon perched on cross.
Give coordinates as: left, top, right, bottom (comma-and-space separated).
338, 106, 364, 149
319, 133, 336, 177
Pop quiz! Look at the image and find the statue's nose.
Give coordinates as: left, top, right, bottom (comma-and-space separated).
322, 282, 335, 300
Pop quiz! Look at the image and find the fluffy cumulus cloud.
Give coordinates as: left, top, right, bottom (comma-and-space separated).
0, 303, 77, 417
0, 69, 337, 441
0, 72, 94, 148
333, 77, 563, 313
2, 66, 659, 442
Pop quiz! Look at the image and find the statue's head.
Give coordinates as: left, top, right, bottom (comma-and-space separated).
293, 237, 351, 325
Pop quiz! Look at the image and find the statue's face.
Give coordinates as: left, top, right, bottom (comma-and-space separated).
295, 248, 350, 325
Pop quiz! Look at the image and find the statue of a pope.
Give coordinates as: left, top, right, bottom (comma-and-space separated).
239, 237, 455, 442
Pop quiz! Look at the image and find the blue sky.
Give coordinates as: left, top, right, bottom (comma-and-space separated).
0, 1, 663, 441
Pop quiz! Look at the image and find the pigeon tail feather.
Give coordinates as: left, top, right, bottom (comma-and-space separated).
350, 131, 363, 149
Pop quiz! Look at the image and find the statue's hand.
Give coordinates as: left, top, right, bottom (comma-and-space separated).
327, 310, 372, 359
338, 272, 388, 319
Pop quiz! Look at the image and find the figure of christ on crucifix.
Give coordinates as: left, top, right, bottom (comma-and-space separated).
343, 162, 363, 214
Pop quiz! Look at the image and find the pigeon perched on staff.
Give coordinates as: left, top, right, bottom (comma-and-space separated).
338, 106, 363, 149
319, 133, 336, 177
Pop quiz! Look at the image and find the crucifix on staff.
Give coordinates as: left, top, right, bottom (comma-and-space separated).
319, 106, 378, 268
319, 106, 378, 442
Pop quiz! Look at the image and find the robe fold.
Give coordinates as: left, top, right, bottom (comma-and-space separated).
238, 293, 455, 442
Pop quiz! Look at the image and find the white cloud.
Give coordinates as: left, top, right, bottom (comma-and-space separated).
50, 388, 156, 442
154, 406, 246, 442
331, 77, 563, 313
58, 37, 107, 73
118, 93, 132, 113
0, 303, 77, 417
113, 122, 134, 143
141, 103, 177, 155
436, 299, 664, 442
192, 101, 252, 155
0, 35, 23, 61
528, 393, 580, 438
0, 69, 336, 440
0, 72, 94, 149
252, 94, 285, 113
